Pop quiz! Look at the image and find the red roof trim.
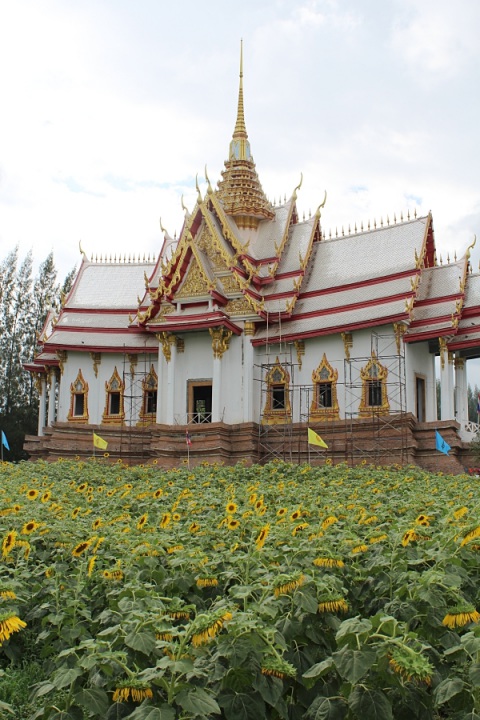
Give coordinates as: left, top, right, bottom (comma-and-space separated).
299, 268, 419, 300
408, 314, 455, 329
252, 312, 409, 345
413, 294, 461, 308
45, 343, 158, 354
290, 292, 413, 321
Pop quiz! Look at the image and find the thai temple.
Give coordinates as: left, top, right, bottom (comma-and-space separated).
25, 48, 480, 472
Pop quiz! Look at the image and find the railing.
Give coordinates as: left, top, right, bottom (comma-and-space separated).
461, 420, 480, 435
175, 413, 213, 425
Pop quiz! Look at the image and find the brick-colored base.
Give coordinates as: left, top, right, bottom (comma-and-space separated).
23, 415, 474, 474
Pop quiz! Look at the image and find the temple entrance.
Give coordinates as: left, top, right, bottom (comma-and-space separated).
188, 381, 212, 423
416, 376, 426, 422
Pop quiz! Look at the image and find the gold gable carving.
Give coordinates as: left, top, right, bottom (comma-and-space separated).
176, 257, 211, 298
196, 227, 228, 272
220, 274, 243, 294
224, 296, 254, 316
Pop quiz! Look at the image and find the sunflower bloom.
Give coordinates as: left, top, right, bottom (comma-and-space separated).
227, 519, 240, 530
0, 613, 27, 643
196, 577, 218, 588
41, 491, 51, 503
189, 522, 200, 533
322, 515, 338, 530
292, 522, 308, 536
0, 587, 16, 600
112, 680, 153, 703
137, 513, 148, 529
313, 557, 344, 568
26, 489, 38, 500
274, 573, 305, 597
2, 531, 16, 558
255, 524, 270, 551
21, 521, 40, 535
389, 646, 433, 685
72, 540, 92, 557
160, 513, 171, 529
191, 610, 233, 647
460, 526, 480, 547
318, 597, 349, 613
442, 604, 480, 629
261, 656, 296, 680
87, 556, 96, 577
226, 502, 237, 514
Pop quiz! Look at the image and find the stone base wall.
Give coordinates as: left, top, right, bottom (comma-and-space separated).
23, 415, 474, 474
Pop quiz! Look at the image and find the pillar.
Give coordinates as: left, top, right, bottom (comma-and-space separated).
38, 376, 47, 436
454, 355, 468, 425
243, 323, 255, 422
209, 327, 233, 423
439, 339, 455, 420
47, 369, 57, 426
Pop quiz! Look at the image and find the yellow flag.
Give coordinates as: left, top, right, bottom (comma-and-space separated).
93, 432, 108, 450
308, 428, 328, 448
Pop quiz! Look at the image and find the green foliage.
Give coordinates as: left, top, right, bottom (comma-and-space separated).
0, 247, 75, 461
0, 459, 479, 718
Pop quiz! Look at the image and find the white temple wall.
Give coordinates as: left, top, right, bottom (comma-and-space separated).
404, 342, 436, 421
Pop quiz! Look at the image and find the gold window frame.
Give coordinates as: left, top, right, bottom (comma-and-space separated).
102, 366, 125, 425
310, 353, 339, 421
358, 352, 389, 417
68, 369, 89, 423
262, 357, 291, 425
138, 365, 158, 426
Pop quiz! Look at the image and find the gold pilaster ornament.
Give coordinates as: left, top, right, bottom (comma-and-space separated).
448, 351, 454, 366
393, 323, 407, 355
90, 352, 101, 378
341, 333, 353, 361
176, 338, 185, 353
34, 372, 43, 394
438, 337, 447, 370
127, 354, 138, 380
209, 327, 233, 359
244, 321, 256, 336
156, 332, 176, 363
294, 340, 305, 370
56, 350, 67, 375
454, 356, 465, 370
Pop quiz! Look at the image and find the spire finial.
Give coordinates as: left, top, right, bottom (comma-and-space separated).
228, 40, 251, 162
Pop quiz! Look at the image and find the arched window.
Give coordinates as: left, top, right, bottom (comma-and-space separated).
68, 369, 89, 422
262, 358, 291, 424
310, 353, 339, 421
139, 365, 158, 425
102, 367, 125, 424
359, 352, 389, 417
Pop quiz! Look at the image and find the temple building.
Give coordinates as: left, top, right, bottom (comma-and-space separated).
25, 50, 480, 472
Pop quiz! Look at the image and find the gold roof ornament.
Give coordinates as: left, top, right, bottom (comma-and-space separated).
216, 40, 274, 229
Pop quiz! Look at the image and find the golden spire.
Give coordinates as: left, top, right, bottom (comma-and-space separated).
217, 41, 274, 229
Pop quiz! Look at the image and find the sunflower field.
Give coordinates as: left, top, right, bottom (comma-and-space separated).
0, 458, 480, 720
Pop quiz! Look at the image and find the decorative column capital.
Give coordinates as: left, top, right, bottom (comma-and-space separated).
56, 350, 67, 374
90, 352, 101, 378
454, 356, 465, 370
156, 332, 177, 362
294, 340, 305, 370
341, 332, 353, 360
244, 321, 256, 336
209, 327, 232, 359
438, 337, 447, 370
393, 322, 407, 355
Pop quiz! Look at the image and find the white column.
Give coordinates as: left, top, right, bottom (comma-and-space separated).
47, 369, 57, 426
440, 349, 455, 420
455, 355, 468, 424
243, 324, 255, 422
38, 376, 47, 436
212, 356, 222, 422
166, 340, 177, 425
156, 341, 164, 424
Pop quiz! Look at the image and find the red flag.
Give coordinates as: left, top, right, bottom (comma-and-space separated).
186, 430, 192, 447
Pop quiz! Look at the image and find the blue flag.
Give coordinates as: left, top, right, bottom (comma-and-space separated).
435, 430, 450, 456
1, 431, 9, 451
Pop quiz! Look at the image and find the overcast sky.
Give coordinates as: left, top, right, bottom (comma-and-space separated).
1, 1, 480, 290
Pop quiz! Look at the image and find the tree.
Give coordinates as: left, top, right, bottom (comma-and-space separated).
0, 246, 76, 461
